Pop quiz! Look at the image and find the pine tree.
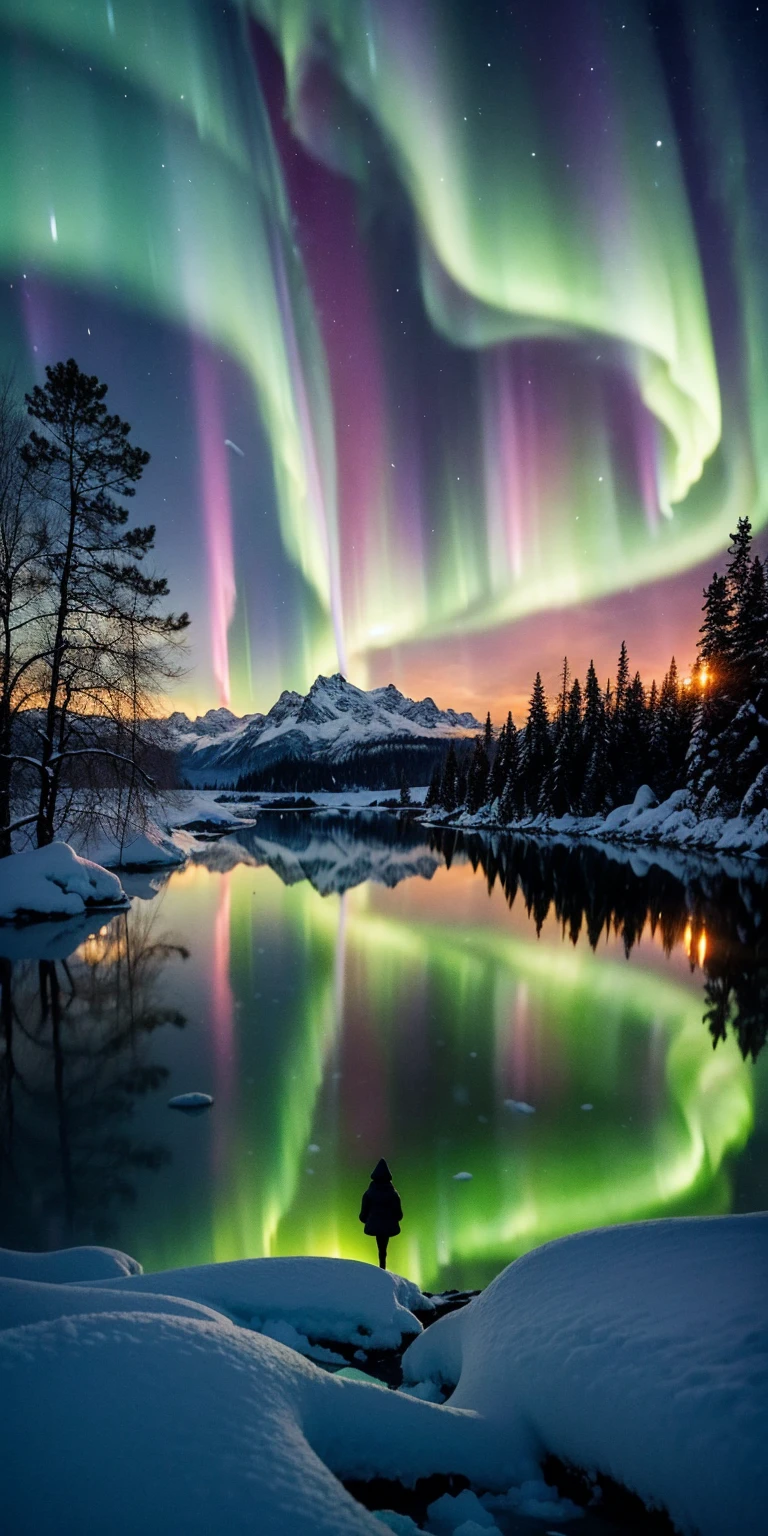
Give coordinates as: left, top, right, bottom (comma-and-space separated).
726, 516, 753, 614
655, 657, 690, 798
499, 726, 522, 823
425, 761, 442, 808
733, 555, 767, 698
622, 671, 649, 794
610, 642, 632, 799
555, 656, 571, 738
466, 737, 490, 813
21, 358, 188, 847
399, 771, 411, 807
567, 676, 585, 796
550, 677, 583, 815
521, 672, 552, 814
582, 662, 602, 757
489, 719, 508, 801
484, 711, 494, 751
698, 571, 732, 676
687, 519, 768, 813
582, 673, 611, 814
439, 742, 458, 811
615, 641, 630, 714
498, 718, 520, 821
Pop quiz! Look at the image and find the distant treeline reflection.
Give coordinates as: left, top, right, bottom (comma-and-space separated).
427, 827, 768, 1063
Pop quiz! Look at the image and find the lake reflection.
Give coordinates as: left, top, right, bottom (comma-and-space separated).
1, 813, 766, 1290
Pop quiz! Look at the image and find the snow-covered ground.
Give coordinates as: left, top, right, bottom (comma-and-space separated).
428, 783, 768, 858
404, 1214, 768, 1536
0, 842, 129, 921
1, 1216, 765, 1534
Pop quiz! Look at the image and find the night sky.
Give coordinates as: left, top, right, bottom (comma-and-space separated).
1, 0, 766, 720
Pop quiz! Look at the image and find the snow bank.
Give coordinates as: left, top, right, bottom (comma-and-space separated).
431, 784, 768, 858
0, 1244, 141, 1283
403, 1214, 768, 1536
3, 1225, 763, 1534
0, 1278, 223, 1332
0, 842, 128, 921
0, 1309, 512, 1535
84, 824, 186, 870
85, 1255, 433, 1349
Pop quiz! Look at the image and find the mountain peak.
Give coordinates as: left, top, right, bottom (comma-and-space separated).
172, 679, 481, 787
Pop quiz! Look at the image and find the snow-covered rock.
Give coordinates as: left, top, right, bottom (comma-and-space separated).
402, 1214, 768, 1536
0, 843, 128, 922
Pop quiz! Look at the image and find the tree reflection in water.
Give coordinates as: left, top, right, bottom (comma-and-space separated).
0, 907, 188, 1250
426, 829, 768, 1062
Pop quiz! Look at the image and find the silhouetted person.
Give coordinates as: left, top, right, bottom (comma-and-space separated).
359, 1158, 402, 1269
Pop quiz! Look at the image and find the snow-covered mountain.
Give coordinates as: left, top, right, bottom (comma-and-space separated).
170, 675, 480, 789
166, 706, 263, 740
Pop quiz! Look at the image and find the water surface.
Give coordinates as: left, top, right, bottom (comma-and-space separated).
1, 813, 766, 1290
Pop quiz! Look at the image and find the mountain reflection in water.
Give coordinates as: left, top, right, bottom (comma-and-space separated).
1, 812, 766, 1289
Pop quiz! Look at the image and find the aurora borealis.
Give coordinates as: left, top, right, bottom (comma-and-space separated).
0, 0, 767, 714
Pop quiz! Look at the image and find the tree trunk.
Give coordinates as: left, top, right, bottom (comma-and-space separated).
36, 457, 78, 848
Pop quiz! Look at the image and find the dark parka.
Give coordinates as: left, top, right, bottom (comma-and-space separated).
359, 1159, 402, 1237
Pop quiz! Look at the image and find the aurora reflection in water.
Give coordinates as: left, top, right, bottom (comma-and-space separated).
2, 825, 764, 1291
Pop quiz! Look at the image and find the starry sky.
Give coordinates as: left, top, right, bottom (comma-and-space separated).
0, 0, 766, 720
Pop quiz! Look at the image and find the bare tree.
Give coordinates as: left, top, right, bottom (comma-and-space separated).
5, 358, 190, 850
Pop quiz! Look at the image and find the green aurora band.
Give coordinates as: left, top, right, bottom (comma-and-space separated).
0, 0, 766, 704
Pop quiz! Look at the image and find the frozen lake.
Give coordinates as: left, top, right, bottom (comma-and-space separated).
2, 811, 766, 1291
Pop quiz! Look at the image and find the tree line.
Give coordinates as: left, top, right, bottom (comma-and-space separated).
425, 518, 768, 824
0, 361, 187, 858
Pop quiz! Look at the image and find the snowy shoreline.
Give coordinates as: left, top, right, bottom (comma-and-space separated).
2, 780, 765, 927
420, 782, 768, 861
1, 1215, 765, 1535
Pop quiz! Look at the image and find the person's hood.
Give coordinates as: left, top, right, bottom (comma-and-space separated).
370, 1158, 392, 1183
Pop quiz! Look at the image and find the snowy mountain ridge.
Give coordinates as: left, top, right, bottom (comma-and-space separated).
170, 675, 480, 788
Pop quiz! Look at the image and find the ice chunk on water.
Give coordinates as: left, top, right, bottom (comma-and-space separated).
168, 1092, 213, 1110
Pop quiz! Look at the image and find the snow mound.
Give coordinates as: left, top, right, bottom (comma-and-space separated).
0, 1309, 513, 1535
0, 1278, 224, 1333
403, 1214, 768, 1536
0, 1245, 141, 1283
85, 1255, 432, 1349
0, 842, 127, 921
